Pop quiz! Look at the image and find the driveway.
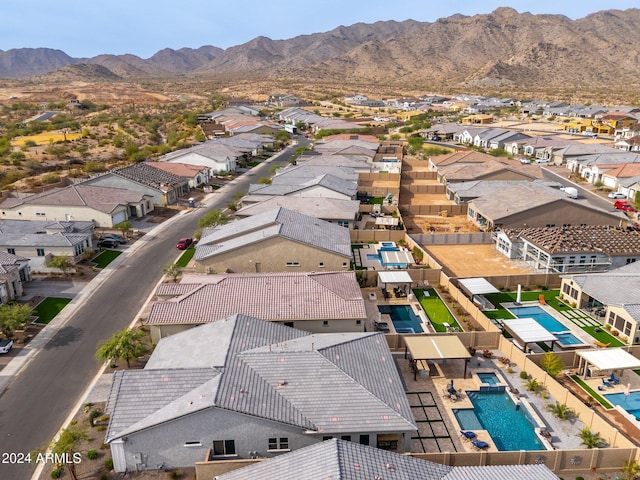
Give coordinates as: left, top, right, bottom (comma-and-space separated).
20, 278, 89, 301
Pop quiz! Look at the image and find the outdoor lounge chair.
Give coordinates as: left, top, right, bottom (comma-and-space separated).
460, 431, 477, 440
594, 341, 611, 348
471, 439, 489, 450
602, 378, 612, 388
609, 373, 620, 384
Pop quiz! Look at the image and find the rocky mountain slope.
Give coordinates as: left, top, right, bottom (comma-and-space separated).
3, 8, 640, 92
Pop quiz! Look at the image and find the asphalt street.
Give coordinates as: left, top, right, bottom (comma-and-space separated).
0, 142, 301, 480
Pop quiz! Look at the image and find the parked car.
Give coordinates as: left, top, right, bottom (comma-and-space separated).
176, 238, 193, 250
0, 339, 14, 354
614, 200, 635, 212
99, 234, 126, 244
97, 239, 119, 249
608, 192, 627, 199
519, 158, 531, 164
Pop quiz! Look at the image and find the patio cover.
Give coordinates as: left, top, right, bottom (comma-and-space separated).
457, 277, 500, 295
375, 216, 399, 227
404, 335, 471, 380
577, 348, 640, 375
502, 318, 557, 349
380, 250, 413, 266
378, 271, 412, 284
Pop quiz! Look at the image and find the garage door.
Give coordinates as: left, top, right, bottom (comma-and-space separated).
111, 211, 126, 226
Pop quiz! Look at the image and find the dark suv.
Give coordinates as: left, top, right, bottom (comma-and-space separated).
97, 239, 119, 249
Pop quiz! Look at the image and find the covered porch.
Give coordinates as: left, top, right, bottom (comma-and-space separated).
403, 335, 472, 381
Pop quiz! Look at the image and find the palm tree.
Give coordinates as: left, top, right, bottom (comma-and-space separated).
547, 401, 574, 420
578, 427, 605, 449
620, 459, 640, 480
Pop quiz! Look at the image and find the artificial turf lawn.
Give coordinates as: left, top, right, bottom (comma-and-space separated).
570, 375, 613, 409
413, 288, 461, 332
92, 249, 122, 269
34, 297, 71, 324
175, 247, 195, 268
582, 326, 624, 347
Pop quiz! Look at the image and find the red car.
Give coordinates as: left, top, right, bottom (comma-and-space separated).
176, 238, 193, 250
614, 200, 635, 212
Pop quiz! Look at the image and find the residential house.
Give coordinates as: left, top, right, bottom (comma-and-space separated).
165, 142, 240, 174
560, 262, 640, 344
0, 184, 153, 227
487, 131, 531, 151
267, 93, 302, 107
105, 315, 416, 472
446, 180, 561, 204
297, 154, 373, 173
496, 225, 640, 273
247, 174, 358, 200
468, 184, 624, 231
0, 219, 95, 271
520, 136, 574, 160
215, 438, 559, 480
145, 162, 210, 189
567, 153, 640, 181
618, 176, 640, 202
235, 196, 359, 228
272, 165, 359, 184
146, 271, 367, 341
82, 163, 190, 206
0, 251, 30, 302
615, 135, 640, 152
551, 144, 621, 167
461, 114, 493, 125
583, 163, 640, 190
194, 207, 352, 274
276, 108, 365, 134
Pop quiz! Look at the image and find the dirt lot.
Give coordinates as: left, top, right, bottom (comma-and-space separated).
404, 213, 478, 233
425, 244, 537, 277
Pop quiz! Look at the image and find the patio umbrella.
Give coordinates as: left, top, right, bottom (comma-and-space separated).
449, 379, 456, 394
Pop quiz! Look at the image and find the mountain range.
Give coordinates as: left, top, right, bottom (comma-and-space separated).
3, 8, 640, 92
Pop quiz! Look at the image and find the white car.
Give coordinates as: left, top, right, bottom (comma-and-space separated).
0, 339, 13, 354
608, 192, 627, 199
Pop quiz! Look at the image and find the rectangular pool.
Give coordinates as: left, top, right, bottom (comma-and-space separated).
454, 390, 545, 451
378, 305, 424, 333
509, 305, 584, 346
605, 391, 640, 420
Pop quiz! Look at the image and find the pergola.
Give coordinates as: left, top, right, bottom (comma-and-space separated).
502, 318, 558, 352
457, 277, 499, 310
577, 349, 640, 377
403, 335, 471, 380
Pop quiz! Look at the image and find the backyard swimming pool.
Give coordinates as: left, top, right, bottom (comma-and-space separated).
477, 372, 501, 385
378, 305, 424, 333
509, 305, 583, 346
454, 390, 545, 451
605, 391, 640, 420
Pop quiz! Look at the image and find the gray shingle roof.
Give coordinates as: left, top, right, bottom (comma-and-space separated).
148, 271, 366, 325
248, 173, 357, 198
110, 162, 186, 189
235, 196, 360, 221
195, 207, 352, 261
106, 315, 415, 442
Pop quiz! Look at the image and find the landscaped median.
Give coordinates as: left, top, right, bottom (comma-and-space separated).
175, 247, 195, 268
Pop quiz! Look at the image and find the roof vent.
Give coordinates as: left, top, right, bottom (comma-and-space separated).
277, 380, 287, 387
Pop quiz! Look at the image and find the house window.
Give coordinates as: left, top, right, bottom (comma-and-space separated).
319, 262, 325, 268
627, 258, 637, 265
342, 262, 348, 268
286, 262, 300, 267
323, 436, 333, 441
323, 321, 329, 327
212, 440, 236, 456
36, 248, 45, 257
356, 320, 361, 325
359, 435, 370, 446
268, 437, 289, 451
7, 248, 15, 255
341, 436, 351, 442
283, 322, 294, 328
184, 441, 202, 447
36, 212, 45, 216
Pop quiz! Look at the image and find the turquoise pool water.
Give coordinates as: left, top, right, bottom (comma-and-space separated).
454, 390, 545, 451
477, 372, 500, 385
605, 391, 640, 420
509, 305, 583, 345
378, 305, 424, 333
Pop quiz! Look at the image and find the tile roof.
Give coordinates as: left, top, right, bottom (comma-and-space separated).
248, 173, 358, 197
110, 162, 186, 190
0, 232, 89, 248
217, 439, 559, 480
194, 207, 352, 261
0, 184, 150, 213
107, 315, 415, 442
144, 161, 207, 178
235, 196, 360, 221
273, 165, 359, 183
147, 271, 366, 325
508, 225, 640, 255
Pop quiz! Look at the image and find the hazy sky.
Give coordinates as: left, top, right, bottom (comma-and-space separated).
3, 0, 638, 58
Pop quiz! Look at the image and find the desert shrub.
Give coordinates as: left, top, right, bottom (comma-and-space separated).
105, 458, 114, 471
520, 370, 528, 379
87, 449, 99, 460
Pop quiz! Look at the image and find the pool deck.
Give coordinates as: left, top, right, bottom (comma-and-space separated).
354, 242, 413, 270
399, 351, 588, 453
362, 287, 436, 334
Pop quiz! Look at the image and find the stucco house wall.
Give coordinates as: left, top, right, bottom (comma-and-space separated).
82, 175, 179, 206
0, 204, 124, 227
195, 237, 350, 274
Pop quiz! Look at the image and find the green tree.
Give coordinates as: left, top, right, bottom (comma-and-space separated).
49, 425, 88, 480
113, 221, 133, 237
45, 144, 70, 160
95, 327, 148, 368
0, 304, 34, 340
620, 459, 640, 480
162, 262, 182, 283
547, 401, 574, 420
578, 427, 605, 449
197, 209, 229, 229
47, 256, 73, 276
540, 352, 564, 378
